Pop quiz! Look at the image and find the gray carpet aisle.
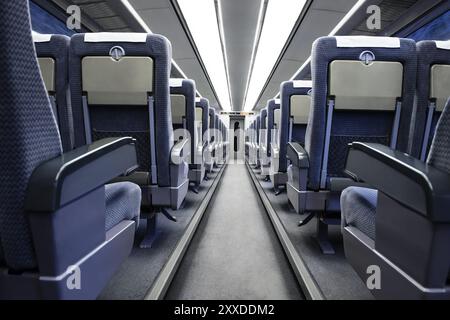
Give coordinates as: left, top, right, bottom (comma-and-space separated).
252, 168, 374, 300
166, 164, 303, 300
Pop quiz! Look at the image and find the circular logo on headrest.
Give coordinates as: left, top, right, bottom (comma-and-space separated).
359, 50, 375, 65
109, 46, 125, 61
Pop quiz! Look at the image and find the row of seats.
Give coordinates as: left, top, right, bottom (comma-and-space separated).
247, 35, 450, 298
0, 0, 229, 299
34, 32, 229, 208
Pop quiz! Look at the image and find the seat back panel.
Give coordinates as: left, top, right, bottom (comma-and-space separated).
82, 56, 154, 106
171, 94, 186, 125
430, 64, 450, 112
274, 109, 281, 145
290, 95, 311, 146
412, 40, 450, 159
37, 58, 55, 92
195, 106, 203, 147
329, 60, 403, 110
290, 95, 311, 124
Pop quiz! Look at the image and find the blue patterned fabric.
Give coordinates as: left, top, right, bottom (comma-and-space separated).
266, 99, 280, 158
291, 124, 306, 145
209, 107, 215, 142
260, 108, 267, 130
427, 98, 450, 174
196, 98, 210, 139
279, 81, 311, 173
105, 182, 141, 232
0, 0, 63, 270
327, 111, 392, 179
341, 187, 378, 240
342, 98, 450, 240
256, 114, 261, 144
70, 33, 173, 187
35, 35, 73, 152
306, 37, 417, 190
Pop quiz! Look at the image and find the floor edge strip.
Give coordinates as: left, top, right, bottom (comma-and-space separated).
245, 162, 325, 300
144, 164, 228, 300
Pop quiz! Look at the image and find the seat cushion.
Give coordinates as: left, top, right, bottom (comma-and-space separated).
105, 182, 141, 232
341, 187, 377, 240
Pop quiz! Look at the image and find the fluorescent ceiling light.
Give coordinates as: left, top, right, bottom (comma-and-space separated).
243, 0, 307, 111
177, 0, 232, 111
121, 0, 202, 97
216, 0, 233, 110
242, 0, 266, 111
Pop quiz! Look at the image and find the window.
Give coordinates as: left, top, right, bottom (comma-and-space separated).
407, 10, 450, 41
29, 1, 75, 36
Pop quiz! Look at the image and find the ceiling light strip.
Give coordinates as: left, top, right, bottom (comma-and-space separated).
244, 0, 308, 111
177, 0, 232, 110
120, 0, 203, 98
215, 0, 233, 110
242, 0, 268, 111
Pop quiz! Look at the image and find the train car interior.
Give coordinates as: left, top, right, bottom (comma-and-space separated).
0, 0, 450, 303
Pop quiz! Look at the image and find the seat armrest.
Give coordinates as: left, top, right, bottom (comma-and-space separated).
345, 142, 450, 222
26, 137, 138, 212
286, 142, 310, 168
171, 138, 190, 164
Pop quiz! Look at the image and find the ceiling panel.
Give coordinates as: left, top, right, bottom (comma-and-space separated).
176, 58, 219, 107
221, 0, 261, 110
128, 0, 221, 109
311, 0, 359, 12
129, 0, 171, 10
136, 7, 194, 60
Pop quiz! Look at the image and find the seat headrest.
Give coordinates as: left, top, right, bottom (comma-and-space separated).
84, 32, 148, 43
334, 36, 400, 48
435, 40, 450, 50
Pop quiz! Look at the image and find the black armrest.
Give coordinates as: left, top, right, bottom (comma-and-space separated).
286, 142, 310, 168
345, 142, 450, 222
26, 137, 138, 212
171, 138, 190, 164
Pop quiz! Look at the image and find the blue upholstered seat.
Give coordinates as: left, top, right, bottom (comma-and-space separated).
342, 98, 450, 242
105, 182, 142, 232
0, 0, 140, 299
33, 34, 73, 152
341, 187, 377, 240
411, 40, 450, 160
69, 32, 189, 211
